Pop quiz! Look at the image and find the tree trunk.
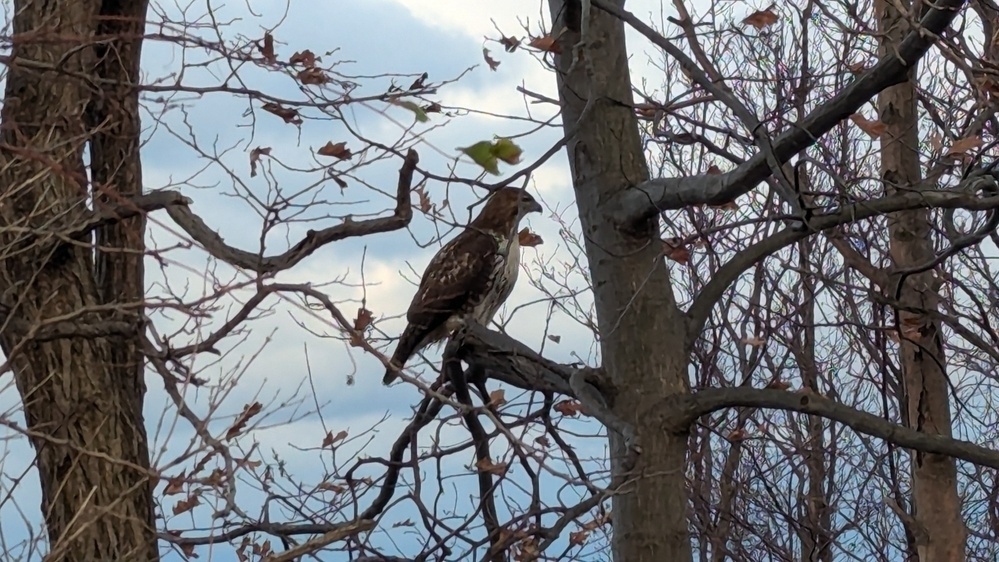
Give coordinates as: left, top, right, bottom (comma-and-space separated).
547, 1, 693, 560
876, 0, 966, 558
0, 1, 158, 560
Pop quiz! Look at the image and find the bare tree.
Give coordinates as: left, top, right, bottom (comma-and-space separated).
11, 0, 999, 561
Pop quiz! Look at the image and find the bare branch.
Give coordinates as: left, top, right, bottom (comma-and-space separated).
596, 0, 968, 226
685, 178, 999, 347
659, 388, 999, 469
164, 149, 419, 273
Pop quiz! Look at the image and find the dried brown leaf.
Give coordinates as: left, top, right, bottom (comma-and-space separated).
849, 114, 887, 138
289, 49, 317, 67
317, 141, 352, 160
742, 9, 779, 29
476, 457, 509, 476
946, 135, 983, 157
489, 389, 507, 406
322, 429, 348, 448
554, 400, 584, 417
249, 146, 271, 177
518, 227, 544, 247
662, 237, 690, 265
261, 102, 302, 125
350, 308, 373, 347
259, 32, 277, 63
483, 48, 500, 71
529, 35, 561, 53
225, 402, 263, 441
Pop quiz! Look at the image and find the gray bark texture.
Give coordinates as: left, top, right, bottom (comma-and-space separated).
547, 2, 694, 560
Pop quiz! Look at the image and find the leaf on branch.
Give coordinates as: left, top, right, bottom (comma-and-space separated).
554, 399, 585, 417
849, 114, 887, 138
742, 8, 779, 29
322, 430, 348, 448
766, 379, 792, 390
501, 35, 521, 52
249, 146, 271, 177
635, 103, 659, 119
235, 457, 262, 470
289, 49, 318, 66
409, 72, 429, 90
317, 141, 353, 160
391, 99, 430, 123
661, 237, 690, 264
261, 102, 303, 125
741, 336, 766, 347
458, 138, 523, 175
529, 34, 562, 54
547, 334, 561, 344
181, 542, 198, 559
392, 519, 415, 527
252, 541, 272, 557
946, 135, 983, 157
535, 435, 551, 447
413, 185, 434, 214
489, 389, 507, 406
476, 456, 509, 476
424, 102, 443, 114
226, 402, 263, 440
569, 530, 590, 546
483, 48, 501, 71
518, 227, 543, 247
350, 307, 373, 346
173, 493, 201, 516
297, 67, 330, 85
706, 164, 722, 175
726, 428, 750, 442
164, 474, 185, 496
258, 32, 277, 64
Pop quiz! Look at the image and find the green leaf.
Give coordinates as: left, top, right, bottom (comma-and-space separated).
492, 138, 522, 165
459, 141, 500, 175
458, 138, 524, 175
394, 100, 430, 123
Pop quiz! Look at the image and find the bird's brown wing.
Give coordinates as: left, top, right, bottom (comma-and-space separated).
384, 230, 500, 383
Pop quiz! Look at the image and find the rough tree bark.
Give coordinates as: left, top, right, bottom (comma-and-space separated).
547, 1, 693, 560
877, 0, 966, 559
0, 1, 158, 560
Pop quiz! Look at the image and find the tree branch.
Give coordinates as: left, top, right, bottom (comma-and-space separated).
595, 0, 968, 225
450, 322, 576, 396
451, 322, 639, 452
164, 149, 419, 273
685, 180, 999, 348
658, 387, 999, 469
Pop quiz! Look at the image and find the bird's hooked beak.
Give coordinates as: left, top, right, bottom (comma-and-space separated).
526, 199, 542, 214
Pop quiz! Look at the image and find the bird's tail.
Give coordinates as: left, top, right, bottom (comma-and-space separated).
382, 358, 403, 385
383, 328, 420, 385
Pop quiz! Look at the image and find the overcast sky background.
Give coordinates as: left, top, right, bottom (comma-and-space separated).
0, 0, 787, 560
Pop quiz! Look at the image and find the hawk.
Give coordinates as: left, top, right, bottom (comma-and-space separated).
383, 187, 543, 384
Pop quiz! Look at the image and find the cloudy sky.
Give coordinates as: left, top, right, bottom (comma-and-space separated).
0, 0, 773, 560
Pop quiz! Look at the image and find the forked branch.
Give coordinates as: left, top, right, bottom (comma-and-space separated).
593, 0, 968, 225
163, 149, 420, 273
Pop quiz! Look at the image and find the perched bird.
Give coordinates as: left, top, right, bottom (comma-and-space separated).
383, 187, 543, 384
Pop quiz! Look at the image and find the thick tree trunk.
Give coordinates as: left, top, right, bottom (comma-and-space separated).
0, 2, 158, 560
876, 0, 966, 559
547, 2, 693, 560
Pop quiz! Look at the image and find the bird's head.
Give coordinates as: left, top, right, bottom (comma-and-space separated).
470, 187, 543, 234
